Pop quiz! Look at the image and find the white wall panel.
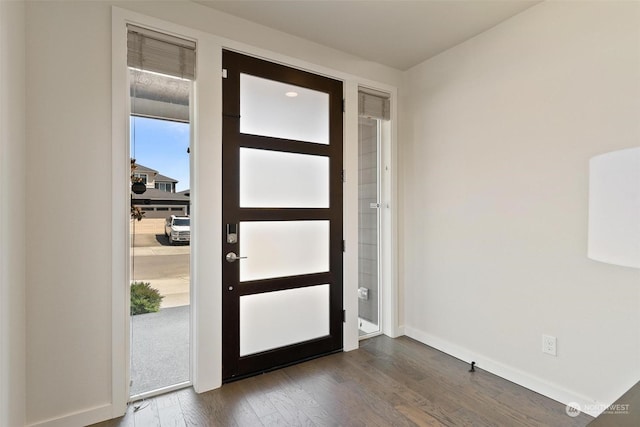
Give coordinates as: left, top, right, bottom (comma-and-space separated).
401, 0, 640, 416
0, 1, 26, 426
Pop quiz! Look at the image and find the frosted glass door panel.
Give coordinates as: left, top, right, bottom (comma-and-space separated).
240, 74, 329, 144
240, 221, 329, 282
240, 148, 329, 208
240, 284, 330, 356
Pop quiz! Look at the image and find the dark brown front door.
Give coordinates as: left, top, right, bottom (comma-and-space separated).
222, 50, 344, 381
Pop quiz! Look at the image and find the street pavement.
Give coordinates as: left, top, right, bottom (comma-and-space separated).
131, 218, 190, 308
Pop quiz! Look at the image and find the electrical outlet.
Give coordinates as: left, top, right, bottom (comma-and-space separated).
542, 334, 557, 356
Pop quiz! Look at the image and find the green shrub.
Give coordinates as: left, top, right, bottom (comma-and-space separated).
130, 281, 164, 315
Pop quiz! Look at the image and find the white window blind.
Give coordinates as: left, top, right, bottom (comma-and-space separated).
127, 24, 196, 80
358, 90, 390, 121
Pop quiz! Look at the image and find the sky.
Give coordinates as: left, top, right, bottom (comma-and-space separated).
130, 116, 190, 192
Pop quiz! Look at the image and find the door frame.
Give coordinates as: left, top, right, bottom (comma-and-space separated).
112, 5, 399, 418
221, 50, 344, 380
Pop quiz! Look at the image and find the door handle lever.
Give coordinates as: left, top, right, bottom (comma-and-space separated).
226, 252, 247, 263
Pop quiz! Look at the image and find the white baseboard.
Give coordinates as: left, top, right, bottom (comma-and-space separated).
25, 327, 610, 425
404, 326, 607, 418
27, 403, 114, 427
383, 324, 404, 338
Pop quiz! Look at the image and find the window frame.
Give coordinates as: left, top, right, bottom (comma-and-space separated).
133, 173, 148, 184
155, 181, 173, 192
112, 7, 223, 414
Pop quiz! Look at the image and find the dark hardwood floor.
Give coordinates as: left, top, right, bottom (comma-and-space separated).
92, 336, 593, 426
588, 380, 640, 427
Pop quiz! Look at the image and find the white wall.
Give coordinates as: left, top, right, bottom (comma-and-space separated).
26, 2, 114, 424
0, 0, 27, 426
401, 0, 640, 415
24, 1, 400, 425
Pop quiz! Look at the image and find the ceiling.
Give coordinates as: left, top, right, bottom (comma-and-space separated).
193, 0, 541, 70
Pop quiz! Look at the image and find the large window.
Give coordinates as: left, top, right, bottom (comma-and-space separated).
128, 24, 195, 399
156, 182, 174, 192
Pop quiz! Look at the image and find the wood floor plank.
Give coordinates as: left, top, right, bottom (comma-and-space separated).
263, 374, 315, 426
332, 353, 430, 425
175, 386, 241, 426
157, 404, 186, 427
155, 392, 181, 409
359, 340, 465, 424
213, 381, 260, 426
154, 392, 187, 427
132, 399, 160, 427
395, 404, 448, 427
341, 352, 460, 426
272, 368, 341, 426
589, 380, 640, 427
89, 335, 594, 427
94, 405, 136, 427
282, 364, 366, 426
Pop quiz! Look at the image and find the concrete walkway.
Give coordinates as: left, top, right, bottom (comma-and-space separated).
130, 306, 189, 396
131, 218, 190, 309
136, 277, 190, 308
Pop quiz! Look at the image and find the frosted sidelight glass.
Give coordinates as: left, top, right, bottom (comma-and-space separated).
240, 221, 329, 282
240, 148, 329, 208
240, 74, 329, 144
240, 284, 330, 356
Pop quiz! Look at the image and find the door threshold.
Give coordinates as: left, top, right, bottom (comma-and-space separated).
129, 380, 192, 402
223, 348, 343, 384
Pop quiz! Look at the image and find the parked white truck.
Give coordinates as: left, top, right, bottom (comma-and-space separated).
164, 215, 190, 245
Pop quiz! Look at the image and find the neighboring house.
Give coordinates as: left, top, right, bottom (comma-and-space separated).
132, 164, 190, 218
132, 163, 177, 192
